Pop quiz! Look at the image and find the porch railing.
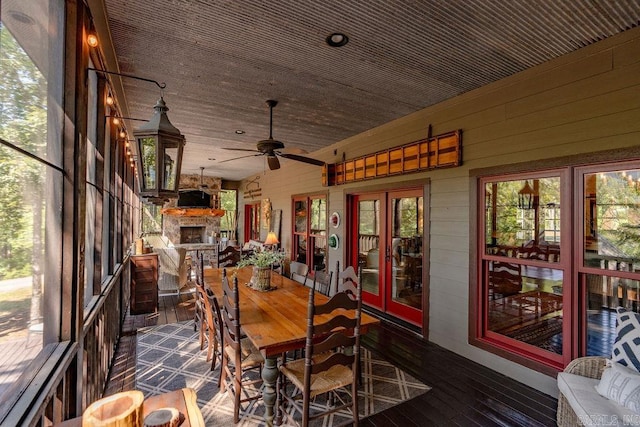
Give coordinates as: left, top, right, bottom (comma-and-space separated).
5, 258, 131, 426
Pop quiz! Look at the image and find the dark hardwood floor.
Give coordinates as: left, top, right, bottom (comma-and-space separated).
360, 322, 557, 426
106, 292, 558, 426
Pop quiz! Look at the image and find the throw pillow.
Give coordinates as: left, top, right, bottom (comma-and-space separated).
596, 360, 640, 414
612, 307, 640, 373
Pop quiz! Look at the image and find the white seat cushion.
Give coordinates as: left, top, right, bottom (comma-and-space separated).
558, 372, 640, 426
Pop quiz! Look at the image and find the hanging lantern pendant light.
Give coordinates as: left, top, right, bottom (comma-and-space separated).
518, 180, 536, 209
133, 97, 185, 202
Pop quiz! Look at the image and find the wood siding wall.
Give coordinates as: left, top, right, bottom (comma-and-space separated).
239, 26, 640, 397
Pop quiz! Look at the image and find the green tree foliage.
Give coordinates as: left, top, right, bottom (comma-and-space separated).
0, 24, 47, 279
595, 172, 640, 258
488, 177, 561, 248
220, 190, 237, 237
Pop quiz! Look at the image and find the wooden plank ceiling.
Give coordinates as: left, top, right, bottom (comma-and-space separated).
96, 0, 640, 180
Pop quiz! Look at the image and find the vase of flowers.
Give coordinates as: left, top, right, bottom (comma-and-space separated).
237, 249, 286, 291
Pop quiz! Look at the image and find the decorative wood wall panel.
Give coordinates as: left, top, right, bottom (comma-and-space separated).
322, 130, 462, 186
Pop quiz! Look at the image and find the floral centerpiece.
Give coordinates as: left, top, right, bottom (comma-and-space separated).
237, 249, 286, 291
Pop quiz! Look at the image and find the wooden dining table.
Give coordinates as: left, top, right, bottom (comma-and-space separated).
204, 266, 380, 427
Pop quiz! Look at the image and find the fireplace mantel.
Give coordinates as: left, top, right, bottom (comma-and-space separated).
161, 207, 225, 217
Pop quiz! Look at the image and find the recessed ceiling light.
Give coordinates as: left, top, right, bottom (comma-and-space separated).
326, 32, 349, 47
208, 157, 216, 161
235, 130, 245, 135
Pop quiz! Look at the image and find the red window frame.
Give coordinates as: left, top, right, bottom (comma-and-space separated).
474, 169, 571, 372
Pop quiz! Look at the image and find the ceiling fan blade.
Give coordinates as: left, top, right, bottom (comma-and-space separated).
278, 153, 325, 167
222, 147, 261, 153
267, 155, 280, 170
281, 146, 309, 155
219, 153, 262, 163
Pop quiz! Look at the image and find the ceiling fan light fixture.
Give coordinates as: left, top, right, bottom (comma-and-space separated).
326, 32, 349, 47
235, 129, 245, 135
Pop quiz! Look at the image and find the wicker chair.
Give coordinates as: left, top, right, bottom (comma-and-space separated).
557, 356, 607, 426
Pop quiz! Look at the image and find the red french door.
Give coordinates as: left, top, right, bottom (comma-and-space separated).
350, 189, 424, 326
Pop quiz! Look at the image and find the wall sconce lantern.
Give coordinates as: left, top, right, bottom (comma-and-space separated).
133, 97, 185, 202
518, 180, 536, 209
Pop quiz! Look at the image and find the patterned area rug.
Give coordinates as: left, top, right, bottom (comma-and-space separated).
136, 321, 430, 426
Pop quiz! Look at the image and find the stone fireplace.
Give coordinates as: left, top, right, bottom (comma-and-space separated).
161, 173, 223, 245
180, 226, 206, 244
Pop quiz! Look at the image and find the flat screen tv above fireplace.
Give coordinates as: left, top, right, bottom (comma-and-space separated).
177, 190, 211, 208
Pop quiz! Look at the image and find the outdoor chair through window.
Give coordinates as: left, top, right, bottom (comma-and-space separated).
289, 261, 309, 285
312, 266, 333, 297
278, 276, 363, 426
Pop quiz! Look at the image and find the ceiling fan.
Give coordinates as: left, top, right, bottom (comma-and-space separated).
220, 100, 325, 171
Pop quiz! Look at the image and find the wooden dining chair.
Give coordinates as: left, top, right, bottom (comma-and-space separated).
336, 262, 364, 384
220, 273, 264, 423
195, 282, 221, 372
193, 253, 205, 331
278, 277, 363, 427
338, 264, 360, 296
218, 245, 241, 268
209, 292, 225, 384
312, 266, 333, 297
289, 261, 309, 285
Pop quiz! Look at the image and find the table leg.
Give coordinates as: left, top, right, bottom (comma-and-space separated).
262, 355, 279, 426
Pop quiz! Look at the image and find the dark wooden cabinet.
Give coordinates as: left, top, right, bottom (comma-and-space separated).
130, 253, 158, 314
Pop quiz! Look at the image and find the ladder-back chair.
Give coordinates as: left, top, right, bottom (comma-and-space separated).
218, 246, 241, 268
278, 279, 363, 426
220, 272, 264, 423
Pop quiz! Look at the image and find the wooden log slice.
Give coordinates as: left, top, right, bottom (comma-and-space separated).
82, 390, 144, 427
143, 407, 182, 427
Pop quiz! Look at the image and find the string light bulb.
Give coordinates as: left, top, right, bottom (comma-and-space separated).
87, 33, 98, 48
106, 95, 114, 106
119, 130, 126, 138
112, 117, 120, 125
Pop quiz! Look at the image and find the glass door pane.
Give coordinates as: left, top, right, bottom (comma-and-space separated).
357, 196, 382, 308
388, 194, 423, 323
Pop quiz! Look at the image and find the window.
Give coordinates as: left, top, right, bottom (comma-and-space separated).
292, 194, 327, 272
480, 173, 566, 367
220, 189, 237, 240
476, 162, 640, 371
0, 0, 65, 407
142, 204, 163, 234
580, 165, 640, 357
84, 63, 99, 307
